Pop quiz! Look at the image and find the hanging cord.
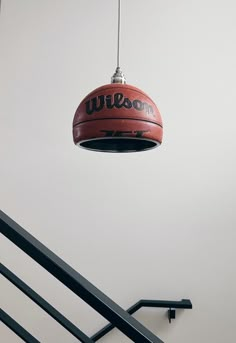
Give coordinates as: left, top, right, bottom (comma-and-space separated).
117, 0, 121, 68
111, 0, 126, 83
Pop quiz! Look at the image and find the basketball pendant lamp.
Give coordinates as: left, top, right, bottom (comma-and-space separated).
73, 0, 163, 152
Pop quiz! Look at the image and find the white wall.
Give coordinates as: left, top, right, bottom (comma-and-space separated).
1, 0, 236, 342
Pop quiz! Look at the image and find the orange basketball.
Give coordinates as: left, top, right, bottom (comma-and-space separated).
73, 83, 163, 152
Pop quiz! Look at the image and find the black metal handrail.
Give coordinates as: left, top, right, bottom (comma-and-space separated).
0, 309, 40, 343
0, 263, 92, 343
0, 209, 164, 343
91, 299, 192, 341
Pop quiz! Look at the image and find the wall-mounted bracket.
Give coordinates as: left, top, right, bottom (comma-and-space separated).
168, 308, 176, 323
166, 299, 192, 323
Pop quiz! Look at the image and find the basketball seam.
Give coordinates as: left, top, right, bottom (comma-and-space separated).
73, 117, 163, 128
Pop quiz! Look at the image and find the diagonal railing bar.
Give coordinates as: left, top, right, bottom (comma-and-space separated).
0, 263, 93, 343
91, 299, 192, 341
0, 309, 40, 343
0, 210, 164, 343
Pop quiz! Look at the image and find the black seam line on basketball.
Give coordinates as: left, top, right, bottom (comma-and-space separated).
73, 118, 163, 128
82, 86, 159, 107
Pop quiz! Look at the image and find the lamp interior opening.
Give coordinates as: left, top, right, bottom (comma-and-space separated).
79, 138, 158, 152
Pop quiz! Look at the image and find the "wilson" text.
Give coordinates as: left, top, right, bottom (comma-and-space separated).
85, 93, 154, 116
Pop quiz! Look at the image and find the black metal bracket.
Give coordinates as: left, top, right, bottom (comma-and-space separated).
168, 308, 176, 323
91, 299, 192, 341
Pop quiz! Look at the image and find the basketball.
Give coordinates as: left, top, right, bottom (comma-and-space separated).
73, 83, 163, 152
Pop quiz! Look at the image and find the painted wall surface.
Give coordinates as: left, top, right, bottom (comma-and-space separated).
1, 0, 236, 342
